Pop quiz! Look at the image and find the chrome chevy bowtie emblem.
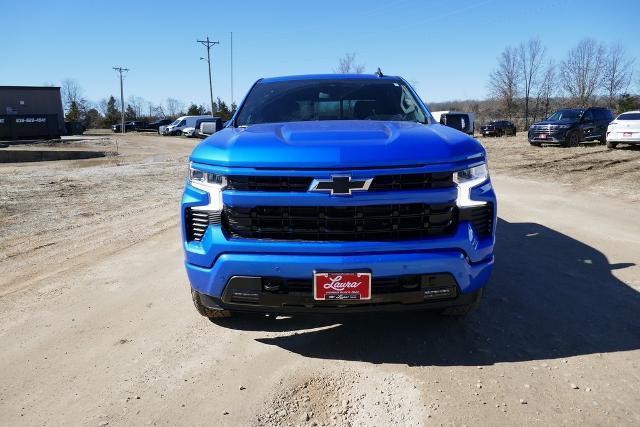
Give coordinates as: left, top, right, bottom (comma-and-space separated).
308, 175, 373, 196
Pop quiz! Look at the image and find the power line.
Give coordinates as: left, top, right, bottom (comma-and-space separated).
197, 36, 220, 117
112, 67, 129, 134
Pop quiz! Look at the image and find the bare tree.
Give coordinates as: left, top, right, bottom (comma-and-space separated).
488, 46, 520, 119
127, 96, 146, 119
560, 38, 606, 107
97, 98, 109, 117
602, 44, 635, 109
533, 61, 556, 121
165, 98, 184, 118
153, 104, 166, 118
335, 53, 366, 74
60, 78, 86, 113
518, 38, 545, 127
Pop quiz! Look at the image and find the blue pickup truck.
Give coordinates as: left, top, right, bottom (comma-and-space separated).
181, 74, 496, 319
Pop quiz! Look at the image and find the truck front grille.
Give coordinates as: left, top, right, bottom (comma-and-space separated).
226, 176, 312, 192
222, 203, 457, 241
225, 172, 453, 192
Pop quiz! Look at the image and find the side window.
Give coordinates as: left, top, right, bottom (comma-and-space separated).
399, 86, 425, 123
179, 120, 186, 126
582, 110, 594, 121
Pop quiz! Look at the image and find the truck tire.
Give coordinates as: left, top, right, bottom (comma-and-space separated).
606, 141, 618, 149
191, 289, 233, 319
441, 289, 483, 316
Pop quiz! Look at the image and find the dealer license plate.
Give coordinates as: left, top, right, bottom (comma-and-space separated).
539, 133, 548, 139
623, 132, 632, 137
313, 272, 371, 301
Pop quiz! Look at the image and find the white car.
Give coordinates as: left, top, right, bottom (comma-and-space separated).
182, 127, 196, 137
606, 111, 640, 149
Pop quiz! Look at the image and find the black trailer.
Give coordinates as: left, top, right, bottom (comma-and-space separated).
0, 86, 65, 140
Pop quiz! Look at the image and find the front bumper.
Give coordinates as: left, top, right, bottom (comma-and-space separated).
528, 130, 567, 143
195, 274, 485, 314
182, 166, 496, 312
187, 249, 493, 305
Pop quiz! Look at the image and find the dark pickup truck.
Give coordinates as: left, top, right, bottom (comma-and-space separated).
111, 120, 148, 133
480, 120, 516, 137
144, 119, 172, 133
528, 108, 613, 147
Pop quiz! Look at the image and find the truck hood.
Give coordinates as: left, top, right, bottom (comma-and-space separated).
190, 121, 485, 169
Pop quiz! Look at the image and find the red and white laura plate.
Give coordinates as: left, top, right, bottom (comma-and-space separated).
313, 272, 371, 301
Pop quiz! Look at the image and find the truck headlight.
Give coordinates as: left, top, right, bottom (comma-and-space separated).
454, 163, 489, 207
188, 163, 227, 211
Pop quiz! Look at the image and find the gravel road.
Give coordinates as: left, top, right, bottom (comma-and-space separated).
1, 132, 639, 426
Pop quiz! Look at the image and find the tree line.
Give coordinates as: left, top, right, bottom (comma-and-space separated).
487, 37, 636, 128
60, 78, 237, 128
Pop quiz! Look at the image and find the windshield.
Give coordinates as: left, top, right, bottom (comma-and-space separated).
235, 79, 427, 126
547, 109, 584, 122
169, 119, 181, 126
617, 112, 640, 120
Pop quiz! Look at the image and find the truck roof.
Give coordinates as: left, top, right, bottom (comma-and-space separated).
260, 74, 400, 83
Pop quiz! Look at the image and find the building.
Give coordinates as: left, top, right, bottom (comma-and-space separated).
0, 86, 65, 140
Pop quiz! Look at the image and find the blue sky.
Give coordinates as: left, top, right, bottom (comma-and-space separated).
2, 0, 639, 108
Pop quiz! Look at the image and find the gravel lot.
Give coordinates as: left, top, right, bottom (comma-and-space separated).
479, 133, 640, 203
0, 131, 639, 426
0, 133, 197, 295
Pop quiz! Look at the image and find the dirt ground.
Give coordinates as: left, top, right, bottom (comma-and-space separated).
1, 131, 639, 426
478, 133, 640, 203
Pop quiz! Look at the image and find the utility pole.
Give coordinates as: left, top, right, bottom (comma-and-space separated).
197, 36, 219, 117
230, 32, 234, 106
113, 66, 129, 134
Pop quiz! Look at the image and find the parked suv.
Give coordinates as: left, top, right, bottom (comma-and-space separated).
182, 74, 496, 320
481, 120, 516, 137
528, 107, 613, 147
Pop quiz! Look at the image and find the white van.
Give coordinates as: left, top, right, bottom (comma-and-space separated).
432, 110, 475, 136
160, 115, 213, 136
